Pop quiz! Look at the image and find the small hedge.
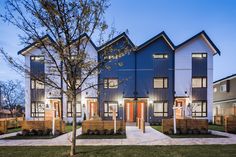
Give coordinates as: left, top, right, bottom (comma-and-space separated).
85, 128, 125, 135
164, 128, 210, 135
16, 129, 63, 137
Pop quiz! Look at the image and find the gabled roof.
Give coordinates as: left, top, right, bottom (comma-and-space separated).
214, 74, 236, 84
137, 31, 175, 51
17, 34, 55, 55
176, 31, 221, 55
98, 32, 135, 51
18, 33, 98, 55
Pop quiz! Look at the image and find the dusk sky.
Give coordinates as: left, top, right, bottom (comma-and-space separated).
0, 0, 236, 82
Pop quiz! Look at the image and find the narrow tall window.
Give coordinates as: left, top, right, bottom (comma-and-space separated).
153, 101, 168, 117
192, 77, 207, 88
154, 78, 168, 88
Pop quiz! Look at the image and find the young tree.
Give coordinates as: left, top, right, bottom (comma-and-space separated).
0, 80, 24, 117
0, 0, 132, 155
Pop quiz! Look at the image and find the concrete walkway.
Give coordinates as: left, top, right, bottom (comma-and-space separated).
0, 126, 236, 146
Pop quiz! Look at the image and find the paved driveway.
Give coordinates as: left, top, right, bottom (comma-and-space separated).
0, 126, 236, 146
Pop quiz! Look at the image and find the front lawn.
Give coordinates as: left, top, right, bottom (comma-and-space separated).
2, 125, 81, 140
209, 125, 225, 132
77, 134, 126, 139
151, 125, 227, 138
7, 127, 21, 134
65, 125, 81, 133
1, 145, 236, 157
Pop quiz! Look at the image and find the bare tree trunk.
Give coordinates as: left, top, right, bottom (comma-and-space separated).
70, 92, 77, 156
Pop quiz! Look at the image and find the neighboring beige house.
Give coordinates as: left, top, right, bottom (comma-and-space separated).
213, 74, 236, 119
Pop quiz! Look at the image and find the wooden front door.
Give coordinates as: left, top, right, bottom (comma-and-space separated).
125, 102, 134, 122
89, 102, 97, 118
137, 101, 146, 121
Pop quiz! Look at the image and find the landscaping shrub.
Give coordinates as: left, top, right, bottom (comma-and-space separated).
192, 129, 200, 134
30, 129, 38, 136
22, 129, 30, 136
0, 131, 3, 135
94, 129, 99, 135
200, 128, 208, 134
110, 129, 114, 135
187, 129, 193, 134
54, 130, 61, 136
104, 129, 109, 135
99, 130, 105, 135
44, 129, 52, 136
37, 130, 44, 136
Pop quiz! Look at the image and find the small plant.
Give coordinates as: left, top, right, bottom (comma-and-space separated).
94, 129, 99, 135
30, 129, 38, 136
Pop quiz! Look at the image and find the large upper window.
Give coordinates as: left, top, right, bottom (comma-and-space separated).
104, 78, 118, 89
31, 80, 45, 89
154, 78, 168, 88
31, 101, 45, 118
192, 101, 207, 117
192, 77, 207, 88
67, 101, 82, 117
192, 53, 207, 58
153, 54, 168, 59
153, 101, 168, 117
104, 101, 118, 117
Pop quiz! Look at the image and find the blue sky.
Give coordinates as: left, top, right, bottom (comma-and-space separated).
0, 0, 236, 82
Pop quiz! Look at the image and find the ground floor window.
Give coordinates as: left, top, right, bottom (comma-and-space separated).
67, 101, 82, 117
153, 101, 168, 117
104, 101, 118, 117
31, 101, 45, 118
192, 101, 207, 117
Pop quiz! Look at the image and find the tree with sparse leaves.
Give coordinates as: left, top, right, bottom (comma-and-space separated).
0, 0, 132, 155
0, 80, 24, 117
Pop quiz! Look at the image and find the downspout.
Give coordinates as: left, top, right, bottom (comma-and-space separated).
134, 50, 137, 121
60, 61, 63, 120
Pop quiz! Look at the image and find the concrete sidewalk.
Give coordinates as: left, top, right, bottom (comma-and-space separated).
0, 126, 236, 146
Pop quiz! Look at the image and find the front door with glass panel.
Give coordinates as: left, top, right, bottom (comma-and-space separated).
125, 102, 134, 122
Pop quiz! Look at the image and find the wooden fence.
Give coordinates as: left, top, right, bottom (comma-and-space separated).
0, 117, 24, 134
82, 120, 126, 134
22, 119, 65, 133
162, 118, 208, 134
225, 116, 236, 133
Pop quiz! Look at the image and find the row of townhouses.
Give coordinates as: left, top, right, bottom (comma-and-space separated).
18, 31, 220, 123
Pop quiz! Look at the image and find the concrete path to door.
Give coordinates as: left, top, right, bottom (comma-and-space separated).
1, 126, 236, 146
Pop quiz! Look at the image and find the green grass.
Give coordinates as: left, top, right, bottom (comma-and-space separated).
151, 125, 227, 138
3, 135, 56, 140
209, 125, 225, 132
151, 125, 162, 132
1, 145, 236, 157
7, 127, 21, 134
77, 134, 126, 139
169, 134, 227, 138
65, 125, 81, 133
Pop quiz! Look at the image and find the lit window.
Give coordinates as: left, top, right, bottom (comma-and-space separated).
192, 53, 207, 58
153, 54, 168, 59
154, 78, 168, 88
36, 80, 44, 89
214, 87, 217, 92
153, 102, 168, 117
104, 102, 118, 117
104, 78, 118, 89
31, 56, 44, 61
220, 84, 227, 92
67, 101, 82, 117
192, 101, 207, 117
192, 77, 207, 88
31, 102, 45, 118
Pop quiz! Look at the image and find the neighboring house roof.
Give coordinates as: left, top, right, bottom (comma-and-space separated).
18, 33, 97, 55
98, 32, 136, 51
176, 30, 221, 55
137, 31, 175, 51
214, 74, 236, 85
